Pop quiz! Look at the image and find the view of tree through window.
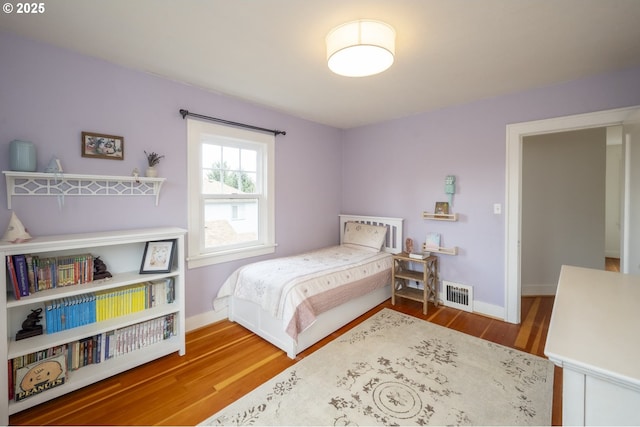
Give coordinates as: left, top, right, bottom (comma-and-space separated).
206, 161, 256, 193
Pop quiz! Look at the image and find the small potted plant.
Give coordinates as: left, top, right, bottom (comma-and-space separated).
144, 151, 164, 177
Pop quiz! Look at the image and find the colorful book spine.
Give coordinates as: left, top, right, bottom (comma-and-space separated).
13, 254, 30, 298
102, 314, 176, 360
6, 255, 21, 300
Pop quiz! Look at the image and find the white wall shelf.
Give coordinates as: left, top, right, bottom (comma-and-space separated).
2, 171, 166, 208
422, 212, 458, 221
0, 227, 186, 424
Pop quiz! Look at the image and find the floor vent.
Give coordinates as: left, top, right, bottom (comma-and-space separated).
443, 281, 473, 312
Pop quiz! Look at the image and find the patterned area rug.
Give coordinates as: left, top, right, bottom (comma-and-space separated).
201, 309, 554, 426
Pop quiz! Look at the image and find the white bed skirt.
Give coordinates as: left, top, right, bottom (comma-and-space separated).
229, 285, 391, 359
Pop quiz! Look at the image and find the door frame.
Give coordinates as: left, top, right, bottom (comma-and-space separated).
504, 105, 640, 323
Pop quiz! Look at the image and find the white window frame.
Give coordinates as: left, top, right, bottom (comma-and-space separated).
186, 118, 275, 268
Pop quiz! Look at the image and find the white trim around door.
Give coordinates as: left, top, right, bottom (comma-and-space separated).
504, 105, 640, 324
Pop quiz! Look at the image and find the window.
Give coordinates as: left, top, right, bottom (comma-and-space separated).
187, 119, 275, 268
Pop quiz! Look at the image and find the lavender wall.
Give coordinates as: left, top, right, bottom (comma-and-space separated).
0, 32, 343, 321
3, 30, 640, 322
342, 66, 640, 310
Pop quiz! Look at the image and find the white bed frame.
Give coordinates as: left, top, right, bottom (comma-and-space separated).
228, 214, 404, 359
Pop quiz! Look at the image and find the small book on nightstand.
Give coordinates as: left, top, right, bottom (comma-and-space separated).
409, 252, 430, 260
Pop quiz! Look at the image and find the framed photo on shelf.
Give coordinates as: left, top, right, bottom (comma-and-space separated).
425, 232, 441, 250
81, 131, 124, 160
434, 201, 450, 215
140, 239, 176, 274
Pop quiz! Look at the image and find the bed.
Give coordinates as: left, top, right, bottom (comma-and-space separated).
214, 214, 403, 359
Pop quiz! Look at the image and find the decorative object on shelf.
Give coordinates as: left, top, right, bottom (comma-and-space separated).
81, 131, 124, 160
434, 201, 449, 216
405, 237, 413, 254
43, 156, 65, 209
144, 151, 164, 177
132, 168, 140, 183
140, 239, 176, 274
2, 211, 32, 243
9, 140, 37, 172
16, 308, 43, 341
43, 156, 63, 173
93, 256, 112, 280
425, 232, 441, 250
445, 175, 456, 206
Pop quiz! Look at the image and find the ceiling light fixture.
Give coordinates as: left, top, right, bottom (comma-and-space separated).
326, 19, 396, 77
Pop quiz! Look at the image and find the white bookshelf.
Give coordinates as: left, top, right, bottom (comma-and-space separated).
0, 227, 186, 424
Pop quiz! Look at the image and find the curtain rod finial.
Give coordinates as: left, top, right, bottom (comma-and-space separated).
179, 109, 188, 119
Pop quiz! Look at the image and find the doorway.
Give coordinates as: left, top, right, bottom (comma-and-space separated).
520, 127, 607, 296
504, 105, 640, 324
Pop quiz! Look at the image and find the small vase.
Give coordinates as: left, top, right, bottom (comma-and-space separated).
9, 140, 37, 172
145, 166, 158, 177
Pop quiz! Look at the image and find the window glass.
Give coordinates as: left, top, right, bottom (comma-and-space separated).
187, 119, 275, 267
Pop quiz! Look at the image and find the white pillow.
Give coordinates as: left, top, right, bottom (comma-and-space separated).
342, 221, 387, 252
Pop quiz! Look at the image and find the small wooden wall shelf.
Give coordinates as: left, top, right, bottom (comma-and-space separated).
423, 212, 458, 221
3, 171, 166, 208
423, 244, 458, 256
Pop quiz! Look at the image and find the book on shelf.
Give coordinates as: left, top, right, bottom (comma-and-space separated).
409, 252, 431, 260
103, 313, 177, 360
12, 254, 30, 297
14, 353, 66, 402
7, 315, 177, 399
6, 255, 21, 300
25, 254, 36, 294
42, 278, 175, 334
5, 252, 95, 298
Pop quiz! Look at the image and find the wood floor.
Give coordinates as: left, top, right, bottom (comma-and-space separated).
606, 257, 620, 272
10, 296, 560, 426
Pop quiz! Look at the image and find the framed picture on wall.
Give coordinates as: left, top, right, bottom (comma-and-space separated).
140, 239, 176, 274
81, 131, 124, 160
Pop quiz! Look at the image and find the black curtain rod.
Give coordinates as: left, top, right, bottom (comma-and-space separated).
179, 109, 286, 136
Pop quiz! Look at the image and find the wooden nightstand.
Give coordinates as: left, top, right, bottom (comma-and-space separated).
391, 252, 439, 314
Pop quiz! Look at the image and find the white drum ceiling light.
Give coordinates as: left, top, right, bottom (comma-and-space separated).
326, 20, 396, 77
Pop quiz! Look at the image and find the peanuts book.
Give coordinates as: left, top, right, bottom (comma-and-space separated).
14, 353, 66, 401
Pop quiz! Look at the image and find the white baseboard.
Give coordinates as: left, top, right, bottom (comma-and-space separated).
473, 300, 505, 320
436, 297, 505, 321
186, 307, 228, 332
522, 284, 557, 296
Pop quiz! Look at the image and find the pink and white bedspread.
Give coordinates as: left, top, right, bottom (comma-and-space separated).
216, 245, 392, 340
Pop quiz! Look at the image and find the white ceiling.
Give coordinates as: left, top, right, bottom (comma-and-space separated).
2, 0, 640, 129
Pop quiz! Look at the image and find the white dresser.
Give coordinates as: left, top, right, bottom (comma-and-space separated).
545, 265, 640, 426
